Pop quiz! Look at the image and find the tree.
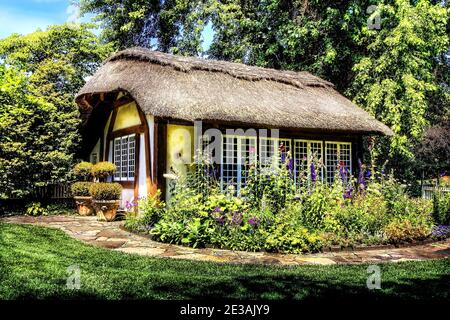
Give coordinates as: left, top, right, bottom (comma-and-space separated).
349, 0, 449, 163
416, 121, 450, 178
0, 65, 60, 198
0, 24, 112, 198
79, 0, 449, 184
79, 0, 375, 90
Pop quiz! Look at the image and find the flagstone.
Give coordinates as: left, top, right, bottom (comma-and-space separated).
2, 215, 449, 266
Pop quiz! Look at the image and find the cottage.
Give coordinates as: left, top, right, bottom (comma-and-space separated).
76, 47, 392, 206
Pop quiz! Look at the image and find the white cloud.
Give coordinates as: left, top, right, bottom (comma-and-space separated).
66, 3, 80, 23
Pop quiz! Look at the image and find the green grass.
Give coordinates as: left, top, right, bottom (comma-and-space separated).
0, 222, 449, 300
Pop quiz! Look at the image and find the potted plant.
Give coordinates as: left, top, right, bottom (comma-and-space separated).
71, 182, 94, 216
90, 182, 123, 221
73, 161, 94, 181
92, 161, 117, 182
71, 162, 94, 216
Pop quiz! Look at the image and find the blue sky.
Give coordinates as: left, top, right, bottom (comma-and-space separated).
0, 0, 79, 39
0, 0, 214, 51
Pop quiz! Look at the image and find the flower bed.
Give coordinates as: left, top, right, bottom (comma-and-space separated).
125, 155, 450, 254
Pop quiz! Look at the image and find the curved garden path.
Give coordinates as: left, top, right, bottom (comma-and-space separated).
2, 215, 450, 265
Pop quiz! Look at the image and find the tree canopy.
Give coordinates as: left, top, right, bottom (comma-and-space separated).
78, 0, 449, 175
0, 24, 112, 198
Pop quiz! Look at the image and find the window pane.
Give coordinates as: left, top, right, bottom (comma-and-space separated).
121, 136, 128, 179
326, 143, 338, 183
259, 138, 291, 167
114, 138, 121, 179
294, 140, 323, 187
128, 135, 135, 179
310, 141, 323, 181
339, 143, 351, 180
239, 137, 257, 188
325, 142, 351, 184
294, 140, 308, 187
222, 136, 238, 191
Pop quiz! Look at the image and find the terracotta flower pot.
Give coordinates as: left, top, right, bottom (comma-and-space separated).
93, 200, 120, 222
74, 196, 94, 216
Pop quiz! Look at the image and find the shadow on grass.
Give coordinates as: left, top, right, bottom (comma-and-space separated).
1, 222, 449, 301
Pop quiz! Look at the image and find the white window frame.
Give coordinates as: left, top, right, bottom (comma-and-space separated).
293, 139, 324, 186
258, 137, 292, 168
220, 135, 257, 194
325, 141, 352, 184
113, 134, 136, 182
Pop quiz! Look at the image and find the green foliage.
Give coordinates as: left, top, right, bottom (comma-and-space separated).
432, 192, 450, 225
242, 159, 295, 213
91, 161, 117, 180
350, 0, 449, 161
89, 183, 122, 200
265, 204, 323, 253
80, 0, 449, 184
132, 158, 441, 253
92, 162, 116, 180
71, 182, 93, 197
0, 24, 112, 199
25, 202, 47, 216
125, 190, 165, 231
0, 65, 57, 198
73, 162, 94, 181
384, 216, 432, 243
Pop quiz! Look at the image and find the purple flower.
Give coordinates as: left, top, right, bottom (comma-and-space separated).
310, 162, 317, 182
125, 201, 133, 210
365, 170, 372, 179
343, 187, 353, 200
215, 215, 226, 226
248, 217, 260, 227
357, 159, 365, 188
339, 162, 347, 183
287, 158, 294, 174
231, 211, 243, 225
431, 225, 450, 238
280, 152, 286, 164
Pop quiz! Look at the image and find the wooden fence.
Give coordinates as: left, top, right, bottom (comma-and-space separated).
8, 184, 72, 200
422, 185, 450, 200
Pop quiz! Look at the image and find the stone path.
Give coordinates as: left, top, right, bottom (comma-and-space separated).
2, 215, 450, 265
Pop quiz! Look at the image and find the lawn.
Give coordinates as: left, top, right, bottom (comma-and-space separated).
0, 222, 449, 301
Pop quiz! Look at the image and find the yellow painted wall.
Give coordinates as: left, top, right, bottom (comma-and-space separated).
166, 124, 194, 179
113, 102, 141, 131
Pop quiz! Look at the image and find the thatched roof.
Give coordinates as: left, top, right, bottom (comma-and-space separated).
76, 47, 393, 135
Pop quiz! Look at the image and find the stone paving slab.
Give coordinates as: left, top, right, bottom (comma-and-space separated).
2, 215, 450, 266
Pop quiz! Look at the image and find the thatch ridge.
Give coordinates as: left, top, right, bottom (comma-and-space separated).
77, 48, 393, 136
106, 47, 333, 89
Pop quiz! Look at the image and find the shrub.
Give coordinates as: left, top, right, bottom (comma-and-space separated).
432, 192, 450, 225
25, 202, 46, 216
131, 156, 440, 253
89, 183, 122, 200
298, 183, 334, 230
73, 162, 93, 181
71, 182, 92, 197
384, 217, 432, 243
242, 159, 295, 213
125, 191, 165, 231
91, 162, 117, 180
